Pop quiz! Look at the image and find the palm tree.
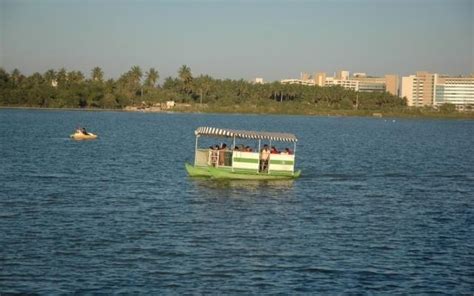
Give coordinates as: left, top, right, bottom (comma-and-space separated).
11, 68, 22, 85
43, 69, 57, 85
178, 65, 193, 94
129, 65, 142, 85
57, 68, 67, 86
68, 71, 84, 83
178, 65, 192, 83
144, 68, 159, 87
91, 67, 104, 82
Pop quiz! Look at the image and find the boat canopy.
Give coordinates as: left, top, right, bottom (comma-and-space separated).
195, 126, 298, 142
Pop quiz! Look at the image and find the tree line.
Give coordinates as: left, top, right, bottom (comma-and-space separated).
0, 65, 407, 112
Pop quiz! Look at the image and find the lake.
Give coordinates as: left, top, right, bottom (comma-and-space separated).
0, 109, 473, 294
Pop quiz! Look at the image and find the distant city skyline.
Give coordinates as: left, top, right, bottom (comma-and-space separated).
1, 0, 473, 82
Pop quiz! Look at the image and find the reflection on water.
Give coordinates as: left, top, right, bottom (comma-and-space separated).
190, 178, 295, 197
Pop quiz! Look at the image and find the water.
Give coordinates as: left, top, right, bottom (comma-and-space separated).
1, 109, 473, 294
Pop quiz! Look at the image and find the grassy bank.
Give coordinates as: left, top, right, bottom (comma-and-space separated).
2, 104, 473, 120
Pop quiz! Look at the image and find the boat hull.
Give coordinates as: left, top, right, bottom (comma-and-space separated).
185, 163, 301, 180
70, 133, 98, 140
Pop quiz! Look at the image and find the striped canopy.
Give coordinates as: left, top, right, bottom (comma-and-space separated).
195, 126, 298, 142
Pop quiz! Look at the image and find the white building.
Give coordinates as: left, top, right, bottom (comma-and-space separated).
325, 77, 359, 91
435, 76, 474, 109
401, 72, 474, 109
280, 79, 315, 86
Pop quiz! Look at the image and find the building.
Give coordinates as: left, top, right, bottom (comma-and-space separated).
385, 75, 399, 97
401, 72, 473, 109
300, 72, 311, 81
255, 77, 264, 84
335, 70, 349, 80
280, 78, 315, 86
314, 72, 326, 87
349, 74, 399, 95
401, 72, 436, 107
282, 70, 399, 94
325, 76, 359, 91
352, 76, 385, 93
435, 75, 474, 110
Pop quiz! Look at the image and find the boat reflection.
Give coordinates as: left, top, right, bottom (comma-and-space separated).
190, 178, 295, 192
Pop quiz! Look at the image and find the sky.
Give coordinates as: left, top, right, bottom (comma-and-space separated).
1, 0, 473, 82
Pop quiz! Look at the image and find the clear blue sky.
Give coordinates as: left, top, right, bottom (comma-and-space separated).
1, 0, 473, 81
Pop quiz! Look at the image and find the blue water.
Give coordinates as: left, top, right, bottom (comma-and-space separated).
1, 109, 473, 294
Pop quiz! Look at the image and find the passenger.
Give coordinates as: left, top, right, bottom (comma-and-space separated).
270, 146, 278, 154
285, 148, 293, 155
245, 146, 252, 152
219, 143, 227, 166
210, 145, 219, 167
76, 127, 89, 135
260, 144, 270, 172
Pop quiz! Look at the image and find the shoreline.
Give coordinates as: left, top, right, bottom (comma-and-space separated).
1, 105, 473, 120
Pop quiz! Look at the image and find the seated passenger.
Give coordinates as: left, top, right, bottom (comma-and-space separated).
270, 146, 278, 154
245, 146, 252, 152
285, 148, 293, 155
76, 127, 89, 135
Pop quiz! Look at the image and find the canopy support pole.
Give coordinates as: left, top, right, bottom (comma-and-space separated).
232, 136, 236, 172
293, 142, 296, 175
258, 139, 261, 173
268, 139, 272, 174
194, 135, 199, 166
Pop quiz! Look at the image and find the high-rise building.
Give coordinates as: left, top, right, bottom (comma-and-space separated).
336, 70, 350, 80
435, 75, 474, 109
300, 72, 311, 81
314, 72, 326, 87
401, 72, 436, 107
385, 75, 399, 97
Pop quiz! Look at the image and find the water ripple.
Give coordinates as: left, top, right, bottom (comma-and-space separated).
0, 110, 473, 294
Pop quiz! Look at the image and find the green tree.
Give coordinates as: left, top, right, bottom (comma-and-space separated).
129, 65, 143, 85
43, 69, 57, 85
144, 67, 159, 87
56, 68, 67, 86
11, 68, 22, 85
439, 103, 456, 113
178, 65, 193, 94
91, 66, 104, 82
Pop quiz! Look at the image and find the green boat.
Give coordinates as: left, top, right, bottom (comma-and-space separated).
185, 126, 301, 180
